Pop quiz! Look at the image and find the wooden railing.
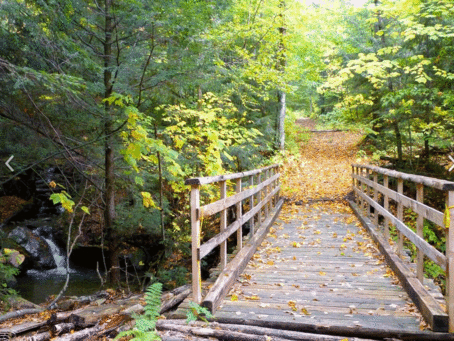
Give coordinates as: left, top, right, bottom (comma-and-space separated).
185, 164, 283, 312
351, 164, 454, 332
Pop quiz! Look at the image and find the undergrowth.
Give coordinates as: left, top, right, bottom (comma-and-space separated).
115, 282, 162, 341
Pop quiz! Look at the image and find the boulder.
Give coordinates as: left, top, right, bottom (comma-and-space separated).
8, 226, 56, 270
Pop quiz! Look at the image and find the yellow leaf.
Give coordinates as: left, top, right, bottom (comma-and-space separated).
267, 260, 274, 266
231, 294, 238, 301
444, 205, 454, 229
319, 271, 326, 276
301, 307, 311, 315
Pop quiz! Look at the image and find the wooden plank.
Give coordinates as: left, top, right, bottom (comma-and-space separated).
373, 171, 378, 226
220, 181, 227, 270
249, 175, 255, 236
397, 178, 404, 255
236, 178, 243, 251
191, 184, 202, 304
185, 164, 279, 185
349, 200, 449, 332
383, 174, 390, 243
351, 164, 454, 191
416, 183, 424, 282
258, 172, 262, 225
213, 314, 454, 340
352, 174, 444, 227
446, 190, 454, 332
199, 185, 280, 259
354, 188, 447, 269
202, 199, 283, 313
200, 173, 280, 218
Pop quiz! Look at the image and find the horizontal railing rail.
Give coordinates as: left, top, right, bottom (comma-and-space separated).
185, 164, 281, 309
351, 164, 454, 332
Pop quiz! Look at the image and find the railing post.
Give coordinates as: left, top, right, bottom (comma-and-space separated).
249, 175, 255, 237
257, 172, 262, 224
416, 184, 424, 282
361, 167, 367, 211
275, 166, 280, 204
220, 181, 227, 270
352, 166, 356, 204
373, 171, 378, 227
397, 178, 404, 256
190, 184, 202, 304
366, 168, 371, 217
383, 174, 390, 243
265, 169, 270, 218
236, 178, 243, 251
446, 190, 454, 332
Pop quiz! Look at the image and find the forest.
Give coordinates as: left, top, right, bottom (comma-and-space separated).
1, 0, 454, 313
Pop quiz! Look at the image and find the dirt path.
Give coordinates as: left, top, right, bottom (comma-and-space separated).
281, 118, 363, 203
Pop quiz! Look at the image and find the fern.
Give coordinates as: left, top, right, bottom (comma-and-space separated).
186, 301, 213, 324
115, 283, 162, 341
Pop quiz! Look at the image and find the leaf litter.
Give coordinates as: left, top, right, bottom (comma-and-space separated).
226, 124, 429, 331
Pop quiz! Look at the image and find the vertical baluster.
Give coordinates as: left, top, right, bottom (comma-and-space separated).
249, 175, 255, 237
373, 171, 378, 227
446, 190, 454, 332
397, 178, 404, 256
191, 184, 202, 303
361, 167, 367, 211
236, 178, 243, 250
383, 175, 390, 243
352, 166, 356, 204
275, 166, 281, 205
366, 169, 372, 218
265, 169, 270, 218
257, 172, 262, 225
220, 181, 227, 270
416, 184, 424, 282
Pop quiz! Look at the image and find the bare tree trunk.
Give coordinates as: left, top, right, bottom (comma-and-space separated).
276, 1, 286, 151
277, 91, 286, 150
393, 120, 403, 162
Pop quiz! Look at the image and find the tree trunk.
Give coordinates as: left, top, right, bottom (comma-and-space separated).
276, 1, 286, 151
393, 120, 403, 162
102, 0, 119, 284
276, 90, 286, 150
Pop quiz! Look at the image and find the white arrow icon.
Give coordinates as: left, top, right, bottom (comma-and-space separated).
5, 155, 14, 172
449, 155, 454, 172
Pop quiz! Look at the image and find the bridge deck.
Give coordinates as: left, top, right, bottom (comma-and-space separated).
172, 202, 451, 339
213, 203, 425, 333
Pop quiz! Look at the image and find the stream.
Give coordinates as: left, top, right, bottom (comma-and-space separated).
2, 167, 105, 304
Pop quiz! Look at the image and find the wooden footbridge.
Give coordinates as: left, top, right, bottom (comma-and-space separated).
171, 164, 454, 340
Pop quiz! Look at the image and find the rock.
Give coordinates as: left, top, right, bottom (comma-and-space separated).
8, 226, 56, 270
34, 225, 53, 239
7, 295, 42, 310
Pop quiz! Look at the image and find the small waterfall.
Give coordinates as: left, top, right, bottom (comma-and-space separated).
43, 237, 67, 273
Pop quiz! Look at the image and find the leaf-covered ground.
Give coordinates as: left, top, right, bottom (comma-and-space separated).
281, 121, 363, 203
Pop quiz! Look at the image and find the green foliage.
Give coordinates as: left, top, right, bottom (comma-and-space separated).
318, 0, 454, 161
115, 282, 163, 341
186, 301, 213, 324
156, 267, 187, 290
284, 111, 311, 155
0, 243, 24, 309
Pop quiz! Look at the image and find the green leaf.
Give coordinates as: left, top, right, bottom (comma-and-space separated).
81, 206, 90, 215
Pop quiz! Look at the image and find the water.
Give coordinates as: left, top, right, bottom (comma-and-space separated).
41, 237, 71, 274
16, 234, 103, 304
15, 267, 102, 304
